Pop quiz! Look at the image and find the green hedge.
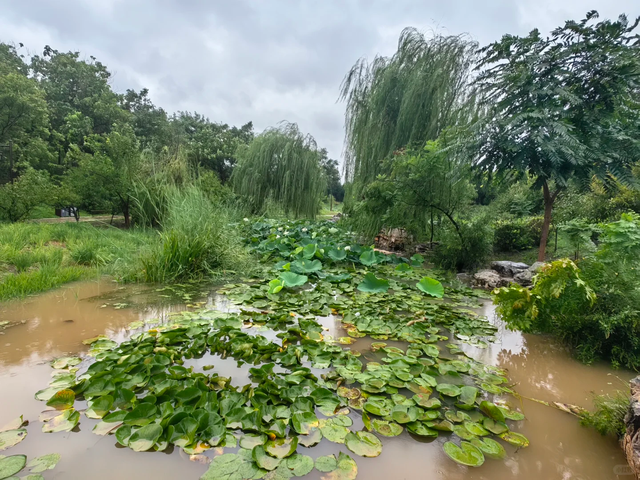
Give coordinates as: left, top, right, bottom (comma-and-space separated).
493, 216, 543, 252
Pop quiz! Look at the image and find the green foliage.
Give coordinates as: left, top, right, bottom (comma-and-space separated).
432, 217, 494, 272
139, 187, 247, 283
476, 12, 640, 260
493, 217, 543, 252
232, 123, 326, 219
0, 167, 53, 222
581, 391, 629, 437
340, 28, 478, 193
559, 219, 598, 259
496, 214, 640, 368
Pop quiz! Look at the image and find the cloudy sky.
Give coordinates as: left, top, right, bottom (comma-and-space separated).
1, 0, 638, 162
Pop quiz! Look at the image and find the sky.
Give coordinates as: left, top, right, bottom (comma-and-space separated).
1, 0, 638, 164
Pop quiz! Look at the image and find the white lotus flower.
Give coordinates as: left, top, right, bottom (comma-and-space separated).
302, 228, 308, 232
344, 246, 351, 251
243, 218, 249, 222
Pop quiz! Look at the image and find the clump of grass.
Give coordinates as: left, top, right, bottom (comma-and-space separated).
140, 187, 247, 283
0, 265, 88, 301
580, 390, 629, 437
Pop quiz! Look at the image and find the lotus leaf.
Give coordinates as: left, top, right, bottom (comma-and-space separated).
443, 441, 485, 467
280, 272, 308, 288
357, 273, 389, 294
416, 277, 444, 298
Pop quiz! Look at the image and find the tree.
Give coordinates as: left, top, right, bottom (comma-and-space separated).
65, 124, 142, 227
319, 148, 344, 205
121, 88, 169, 147
340, 28, 478, 195
0, 167, 52, 222
168, 112, 253, 183
476, 11, 640, 261
232, 122, 325, 218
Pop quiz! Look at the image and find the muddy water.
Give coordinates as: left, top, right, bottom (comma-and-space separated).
0, 281, 633, 480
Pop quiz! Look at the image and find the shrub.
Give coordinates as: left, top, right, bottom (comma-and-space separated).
493, 216, 543, 252
495, 213, 640, 369
433, 217, 494, 272
140, 187, 247, 282
581, 391, 629, 437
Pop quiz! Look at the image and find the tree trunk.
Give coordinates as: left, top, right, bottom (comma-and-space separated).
538, 182, 559, 262
123, 203, 131, 229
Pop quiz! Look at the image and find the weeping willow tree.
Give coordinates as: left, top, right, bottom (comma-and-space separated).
340, 28, 479, 195
232, 123, 326, 218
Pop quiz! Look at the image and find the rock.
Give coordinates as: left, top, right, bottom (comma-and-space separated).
623, 377, 640, 479
491, 261, 530, 277
513, 270, 533, 287
528, 262, 546, 273
472, 270, 512, 290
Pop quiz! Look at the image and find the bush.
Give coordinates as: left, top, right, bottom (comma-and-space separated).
139, 187, 247, 282
581, 391, 629, 437
495, 213, 640, 369
432, 218, 494, 272
493, 216, 543, 252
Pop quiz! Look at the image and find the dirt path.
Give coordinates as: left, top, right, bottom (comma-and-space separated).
30, 215, 124, 225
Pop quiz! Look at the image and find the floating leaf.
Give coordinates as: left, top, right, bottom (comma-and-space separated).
291, 259, 322, 274
391, 405, 419, 424
0, 429, 27, 451
482, 418, 508, 435
456, 386, 478, 409
319, 418, 350, 444
443, 441, 485, 467
292, 412, 319, 435
92, 421, 122, 436
202, 452, 265, 479
416, 277, 444, 298
315, 452, 357, 480
479, 401, 506, 423
357, 273, 389, 294
344, 431, 382, 457
42, 409, 80, 433
253, 445, 282, 471
464, 421, 490, 437
279, 272, 308, 288
51, 357, 81, 369
498, 406, 526, 421
0, 455, 26, 479
26, 454, 61, 473
406, 422, 438, 437
239, 434, 267, 450
264, 437, 298, 459
372, 419, 403, 437
327, 249, 347, 262
128, 424, 163, 452
410, 254, 424, 267
85, 395, 114, 419
314, 455, 337, 473
395, 263, 412, 272
268, 279, 284, 294
359, 250, 378, 266
499, 431, 530, 447
470, 438, 506, 459
285, 454, 313, 476
435, 384, 462, 397
298, 428, 322, 448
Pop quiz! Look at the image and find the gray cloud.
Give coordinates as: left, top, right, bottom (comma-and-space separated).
1, 0, 638, 164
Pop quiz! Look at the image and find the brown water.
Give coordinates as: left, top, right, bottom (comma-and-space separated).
0, 281, 633, 480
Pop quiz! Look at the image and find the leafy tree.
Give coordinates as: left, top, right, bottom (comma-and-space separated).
168, 112, 253, 183
0, 167, 52, 222
340, 28, 478, 195
121, 88, 169, 147
476, 11, 640, 261
65, 124, 142, 227
319, 148, 344, 204
232, 122, 325, 218
30, 46, 129, 137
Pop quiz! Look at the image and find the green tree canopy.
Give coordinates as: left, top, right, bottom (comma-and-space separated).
232, 122, 325, 218
476, 11, 640, 261
340, 28, 478, 194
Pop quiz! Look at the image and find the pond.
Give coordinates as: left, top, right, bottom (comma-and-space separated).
0, 279, 632, 479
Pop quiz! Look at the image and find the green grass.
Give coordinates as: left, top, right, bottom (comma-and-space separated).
580, 390, 629, 437
0, 222, 154, 301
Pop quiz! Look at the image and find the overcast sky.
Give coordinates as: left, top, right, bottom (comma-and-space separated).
1, 0, 638, 163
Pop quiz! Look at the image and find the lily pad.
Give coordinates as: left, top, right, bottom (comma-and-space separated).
85, 395, 114, 419
202, 452, 266, 479
372, 419, 403, 437
26, 454, 61, 473
280, 272, 308, 288
482, 418, 509, 435
292, 412, 319, 435
359, 250, 378, 266
253, 445, 282, 471
500, 431, 530, 448
51, 357, 81, 369
239, 434, 267, 450
344, 431, 382, 457
456, 386, 478, 409
42, 409, 80, 433
298, 428, 322, 448
314, 455, 337, 473
128, 424, 163, 452
0, 430, 27, 451
285, 454, 314, 476
435, 384, 462, 397
464, 421, 490, 437
443, 441, 485, 467
406, 422, 438, 437
315, 452, 357, 480
470, 438, 506, 459
416, 277, 444, 298
319, 419, 350, 444
45, 389, 75, 410
264, 437, 298, 459
357, 273, 389, 294
0, 455, 26, 479
479, 401, 506, 423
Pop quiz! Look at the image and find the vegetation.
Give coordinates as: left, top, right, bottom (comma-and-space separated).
581, 391, 630, 437
232, 123, 326, 218
31, 219, 529, 476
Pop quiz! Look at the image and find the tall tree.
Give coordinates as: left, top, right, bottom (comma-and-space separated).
232, 122, 325, 218
476, 11, 640, 261
318, 148, 344, 204
340, 28, 478, 195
